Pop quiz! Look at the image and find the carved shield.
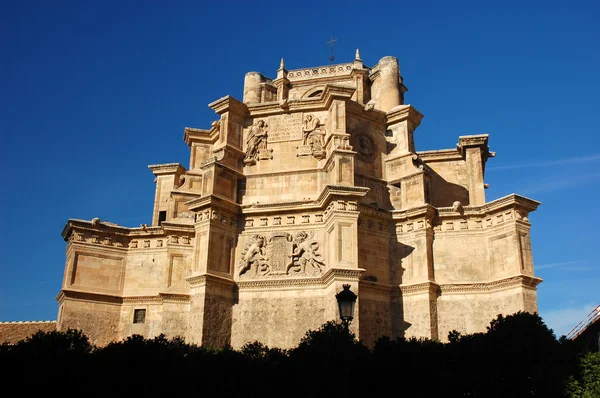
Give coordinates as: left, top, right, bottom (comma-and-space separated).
267, 233, 293, 275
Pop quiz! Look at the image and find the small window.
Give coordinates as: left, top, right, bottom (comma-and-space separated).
133, 309, 146, 324
158, 211, 167, 225
308, 90, 323, 98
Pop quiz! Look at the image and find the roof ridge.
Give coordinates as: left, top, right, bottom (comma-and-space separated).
0, 320, 56, 324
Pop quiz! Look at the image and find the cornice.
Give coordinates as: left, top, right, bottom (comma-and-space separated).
148, 163, 186, 176
391, 204, 436, 221
61, 218, 196, 243
158, 292, 191, 303
186, 273, 236, 289
122, 295, 164, 304
185, 194, 241, 214
57, 289, 194, 305
236, 267, 365, 291
400, 281, 440, 296
160, 223, 195, 234
240, 185, 368, 215
438, 275, 543, 294
208, 95, 248, 115
417, 148, 463, 162
437, 194, 541, 219
345, 100, 387, 124
57, 289, 123, 304
386, 104, 423, 128
247, 85, 356, 117
184, 127, 218, 146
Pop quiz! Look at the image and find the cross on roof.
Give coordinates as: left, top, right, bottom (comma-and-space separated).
326, 36, 338, 63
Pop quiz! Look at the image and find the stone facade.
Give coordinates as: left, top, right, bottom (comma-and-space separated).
57, 51, 542, 348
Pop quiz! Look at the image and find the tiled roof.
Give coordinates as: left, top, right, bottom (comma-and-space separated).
0, 321, 57, 344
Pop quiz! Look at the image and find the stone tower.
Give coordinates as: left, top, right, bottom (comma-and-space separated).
57, 52, 541, 347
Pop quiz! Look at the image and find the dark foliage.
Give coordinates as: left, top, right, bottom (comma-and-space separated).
0, 312, 587, 397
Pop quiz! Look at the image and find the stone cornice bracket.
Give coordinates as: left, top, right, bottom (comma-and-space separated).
386, 104, 423, 130
184, 127, 218, 147
391, 204, 436, 222
57, 289, 124, 304
208, 95, 248, 116
148, 163, 186, 176
457, 134, 495, 161
185, 194, 241, 215
61, 218, 138, 241
186, 273, 236, 289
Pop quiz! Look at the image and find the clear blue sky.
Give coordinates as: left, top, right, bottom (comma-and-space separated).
1, 1, 598, 337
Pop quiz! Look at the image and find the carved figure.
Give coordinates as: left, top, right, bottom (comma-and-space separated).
302, 115, 325, 152
358, 135, 373, 155
287, 231, 325, 274
238, 235, 270, 276
452, 201, 463, 213
245, 120, 268, 164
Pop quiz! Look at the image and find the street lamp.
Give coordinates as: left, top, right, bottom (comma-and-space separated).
336, 284, 357, 328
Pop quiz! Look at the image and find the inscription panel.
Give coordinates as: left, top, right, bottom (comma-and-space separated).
267, 113, 303, 142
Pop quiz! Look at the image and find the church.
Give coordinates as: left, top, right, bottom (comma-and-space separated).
57, 51, 542, 348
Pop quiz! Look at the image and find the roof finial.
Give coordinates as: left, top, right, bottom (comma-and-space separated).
355, 48, 361, 60
280, 58, 285, 70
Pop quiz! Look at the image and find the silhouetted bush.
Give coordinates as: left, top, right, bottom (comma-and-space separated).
0, 313, 588, 397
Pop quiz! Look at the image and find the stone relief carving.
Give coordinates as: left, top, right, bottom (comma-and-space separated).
357, 134, 374, 156
298, 115, 326, 159
287, 231, 326, 274
238, 231, 326, 279
244, 120, 272, 165
238, 234, 270, 276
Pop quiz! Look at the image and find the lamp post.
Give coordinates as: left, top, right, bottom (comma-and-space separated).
336, 284, 357, 330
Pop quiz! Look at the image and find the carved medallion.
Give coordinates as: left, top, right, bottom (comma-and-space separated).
357, 134, 374, 156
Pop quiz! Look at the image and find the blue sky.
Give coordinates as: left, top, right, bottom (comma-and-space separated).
1, 1, 598, 337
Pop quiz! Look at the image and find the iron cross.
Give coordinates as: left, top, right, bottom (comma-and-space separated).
326, 36, 338, 63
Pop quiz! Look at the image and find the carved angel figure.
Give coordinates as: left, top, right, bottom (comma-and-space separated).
238, 235, 270, 276
245, 120, 268, 164
287, 231, 326, 274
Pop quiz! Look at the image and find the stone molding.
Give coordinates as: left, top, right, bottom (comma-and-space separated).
159, 292, 191, 304
246, 85, 356, 116
184, 127, 217, 146
399, 275, 542, 297
400, 281, 440, 296
237, 267, 364, 291
437, 194, 540, 218
417, 148, 464, 162
186, 273, 236, 289
240, 185, 367, 215
285, 63, 355, 82
57, 289, 192, 305
148, 163, 186, 176
57, 289, 123, 305
438, 275, 542, 294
